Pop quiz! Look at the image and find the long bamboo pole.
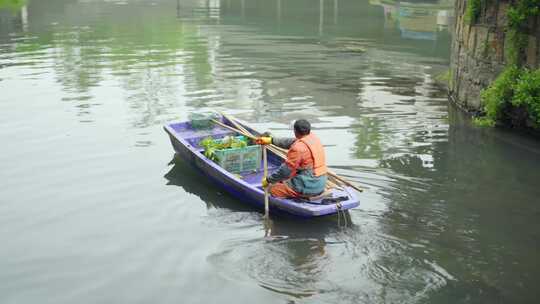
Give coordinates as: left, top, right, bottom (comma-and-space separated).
217, 113, 364, 193
211, 119, 256, 139
212, 118, 353, 191
263, 146, 269, 218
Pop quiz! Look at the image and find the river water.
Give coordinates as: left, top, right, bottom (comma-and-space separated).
1, 0, 539, 303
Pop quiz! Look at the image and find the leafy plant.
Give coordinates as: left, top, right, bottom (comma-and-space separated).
464, 0, 482, 24
506, 0, 540, 64
505, 29, 528, 65
507, 0, 540, 29
480, 66, 521, 121
199, 136, 248, 160
472, 116, 496, 127
477, 66, 540, 128
435, 70, 451, 85
467, 0, 540, 129
0, 0, 27, 10
512, 69, 540, 126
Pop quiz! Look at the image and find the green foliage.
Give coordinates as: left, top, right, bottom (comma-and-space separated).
507, 0, 540, 29
200, 136, 248, 161
512, 69, 540, 125
480, 66, 521, 121
464, 0, 482, 24
472, 116, 496, 127
0, 0, 27, 10
435, 70, 451, 84
479, 66, 540, 128
507, 7, 527, 28
506, 29, 528, 65
506, 0, 540, 64
477, 0, 540, 128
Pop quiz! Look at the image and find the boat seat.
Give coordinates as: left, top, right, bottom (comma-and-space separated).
300, 190, 334, 202
257, 187, 333, 201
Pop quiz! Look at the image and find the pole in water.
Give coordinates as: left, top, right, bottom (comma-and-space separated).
263, 145, 269, 219
264, 217, 272, 237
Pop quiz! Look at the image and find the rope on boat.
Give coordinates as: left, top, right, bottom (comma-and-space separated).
263, 145, 270, 219
335, 202, 349, 228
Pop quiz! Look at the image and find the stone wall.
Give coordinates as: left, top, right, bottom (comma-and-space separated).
450, 0, 540, 111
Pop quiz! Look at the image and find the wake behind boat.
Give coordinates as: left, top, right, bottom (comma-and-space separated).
163, 115, 360, 217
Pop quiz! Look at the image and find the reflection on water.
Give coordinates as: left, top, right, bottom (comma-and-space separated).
371, 0, 454, 41
1, 0, 453, 128
2, 0, 540, 303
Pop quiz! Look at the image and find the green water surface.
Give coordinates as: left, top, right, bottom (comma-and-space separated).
1, 0, 539, 303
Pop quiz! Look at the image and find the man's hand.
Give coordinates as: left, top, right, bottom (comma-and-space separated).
261, 178, 269, 188
255, 137, 272, 145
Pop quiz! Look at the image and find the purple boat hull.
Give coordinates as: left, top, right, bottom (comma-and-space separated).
163, 119, 360, 217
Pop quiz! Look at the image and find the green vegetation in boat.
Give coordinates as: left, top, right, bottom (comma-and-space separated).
199, 136, 249, 161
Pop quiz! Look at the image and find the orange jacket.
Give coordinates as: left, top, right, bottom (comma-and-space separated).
285, 132, 328, 177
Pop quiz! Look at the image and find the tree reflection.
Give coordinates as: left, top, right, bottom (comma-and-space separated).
2, 0, 455, 128
369, 0, 454, 40
0, 0, 28, 36
0, 0, 26, 11
352, 116, 384, 160
3, 0, 213, 124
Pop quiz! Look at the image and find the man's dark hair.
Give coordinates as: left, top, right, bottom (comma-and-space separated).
294, 119, 311, 136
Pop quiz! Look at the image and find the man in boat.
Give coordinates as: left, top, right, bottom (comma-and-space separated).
256, 119, 328, 198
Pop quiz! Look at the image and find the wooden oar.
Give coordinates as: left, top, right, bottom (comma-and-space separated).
218, 114, 348, 190
217, 113, 365, 193
211, 119, 256, 140
263, 145, 269, 219
212, 118, 347, 191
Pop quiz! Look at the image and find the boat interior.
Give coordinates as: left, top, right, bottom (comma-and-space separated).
168, 121, 282, 187
166, 120, 361, 212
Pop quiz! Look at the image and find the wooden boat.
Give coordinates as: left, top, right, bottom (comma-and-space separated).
163, 117, 360, 217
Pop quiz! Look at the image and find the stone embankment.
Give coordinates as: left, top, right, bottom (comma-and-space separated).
449, 0, 539, 112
